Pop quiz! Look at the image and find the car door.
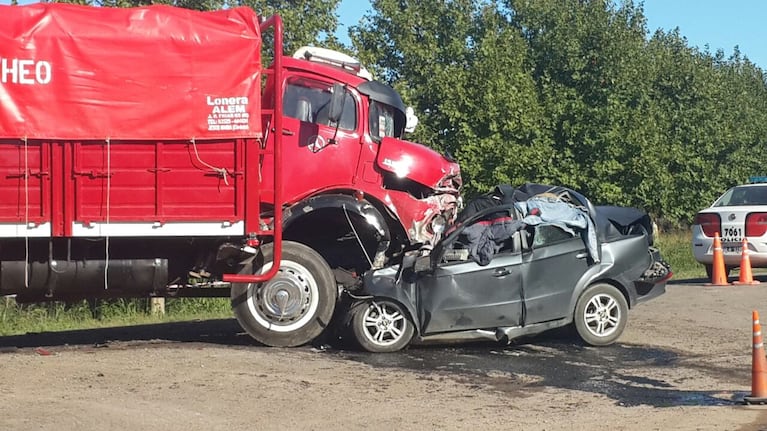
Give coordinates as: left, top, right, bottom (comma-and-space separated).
417, 251, 524, 335
521, 224, 590, 324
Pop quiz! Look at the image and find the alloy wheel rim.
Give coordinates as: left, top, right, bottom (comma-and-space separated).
583, 293, 620, 337
362, 301, 407, 346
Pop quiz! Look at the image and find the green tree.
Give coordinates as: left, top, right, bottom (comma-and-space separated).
236, 0, 342, 54
510, 0, 657, 205
352, 0, 551, 196
645, 32, 767, 223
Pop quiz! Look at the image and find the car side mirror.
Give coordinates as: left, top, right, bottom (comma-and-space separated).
414, 255, 431, 272
396, 251, 432, 283
396, 251, 418, 283
327, 83, 346, 124
401, 252, 418, 270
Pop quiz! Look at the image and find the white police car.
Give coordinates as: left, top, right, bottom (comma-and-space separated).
692, 177, 767, 278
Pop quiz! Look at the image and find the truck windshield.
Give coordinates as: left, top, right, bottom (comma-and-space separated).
369, 101, 396, 141
283, 77, 357, 131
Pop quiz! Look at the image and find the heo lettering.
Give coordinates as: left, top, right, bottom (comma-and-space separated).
0, 58, 52, 85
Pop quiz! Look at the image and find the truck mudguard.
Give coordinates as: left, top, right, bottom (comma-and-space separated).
0, 3, 262, 140
284, 194, 390, 241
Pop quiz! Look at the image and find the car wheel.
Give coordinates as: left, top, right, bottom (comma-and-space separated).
351, 300, 414, 353
231, 241, 337, 347
573, 283, 628, 346
704, 264, 732, 280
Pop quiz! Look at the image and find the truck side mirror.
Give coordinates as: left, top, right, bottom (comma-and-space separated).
404, 106, 418, 133
327, 83, 346, 125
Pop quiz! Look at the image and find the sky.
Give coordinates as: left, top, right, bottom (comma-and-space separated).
337, 0, 767, 69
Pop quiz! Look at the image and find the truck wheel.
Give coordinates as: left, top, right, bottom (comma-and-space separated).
573, 283, 628, 346
351, 299, 414, 353
231, 241, 337, 347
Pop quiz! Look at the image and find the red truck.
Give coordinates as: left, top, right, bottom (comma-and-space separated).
0, 4, 461, 347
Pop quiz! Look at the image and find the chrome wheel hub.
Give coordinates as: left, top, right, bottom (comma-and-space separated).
247, 260, 320, 332
258, 269, 310, 321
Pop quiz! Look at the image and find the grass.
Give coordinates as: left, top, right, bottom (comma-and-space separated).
0, 298, 231, 337
0, 231, 703, 336
655, 230, 703, 280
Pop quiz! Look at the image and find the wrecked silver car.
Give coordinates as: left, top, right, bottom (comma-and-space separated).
345, 184, 672, 353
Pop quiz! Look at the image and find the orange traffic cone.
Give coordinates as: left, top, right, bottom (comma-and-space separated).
707, 232, 730, 286
744, 310, 767, 404
734, 238, 760, 285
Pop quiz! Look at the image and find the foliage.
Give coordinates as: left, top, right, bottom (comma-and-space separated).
351, 0, 552, 193
233, 0, 344, 56
352, 0, 767, 226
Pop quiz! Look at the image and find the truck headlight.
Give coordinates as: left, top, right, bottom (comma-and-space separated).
430, 215, 446, 236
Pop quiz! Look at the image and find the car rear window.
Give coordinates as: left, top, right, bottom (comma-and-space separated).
714, 186, 767, 206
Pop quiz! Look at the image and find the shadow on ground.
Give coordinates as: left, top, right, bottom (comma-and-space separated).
339, 330, 750, 408
0, 318, 249, 350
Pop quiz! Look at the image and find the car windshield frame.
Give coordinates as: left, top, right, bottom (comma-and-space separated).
713, 185, 767, 207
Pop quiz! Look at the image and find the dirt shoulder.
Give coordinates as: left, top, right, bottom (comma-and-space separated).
2, 283, 767, 431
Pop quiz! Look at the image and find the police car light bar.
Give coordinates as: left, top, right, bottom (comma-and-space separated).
749, 176, 767, 183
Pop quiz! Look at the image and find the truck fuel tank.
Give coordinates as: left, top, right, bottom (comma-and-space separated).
1, 259, 168, 301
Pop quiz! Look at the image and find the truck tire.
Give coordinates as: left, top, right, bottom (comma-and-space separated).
231, 241, 337, 347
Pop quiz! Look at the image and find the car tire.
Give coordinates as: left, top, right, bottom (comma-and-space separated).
351, 299, 414, 353
231, 241, 337, 347
704, 264, 732, 281
573, 283, 628, 346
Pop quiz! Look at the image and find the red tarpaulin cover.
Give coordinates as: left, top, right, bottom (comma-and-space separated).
0, 3, 262, 140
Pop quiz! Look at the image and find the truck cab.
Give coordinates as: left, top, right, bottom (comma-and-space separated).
260, 47, 462, 275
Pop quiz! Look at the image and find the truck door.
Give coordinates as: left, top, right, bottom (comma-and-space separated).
267, 76, 360, 202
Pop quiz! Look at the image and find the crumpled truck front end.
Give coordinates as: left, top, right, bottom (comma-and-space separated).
375, 137, 462, 249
